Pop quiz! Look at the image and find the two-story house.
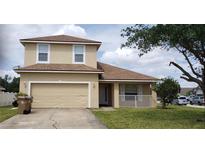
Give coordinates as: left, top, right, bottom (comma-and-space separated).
15, 35, 158, 108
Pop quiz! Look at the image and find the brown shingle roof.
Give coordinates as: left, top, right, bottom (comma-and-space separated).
97, 62, 158, 81
15, 62, 158, 81
15, 64, 103, 73
20, 35, 101, 44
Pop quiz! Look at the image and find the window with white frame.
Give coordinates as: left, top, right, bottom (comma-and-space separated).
73, 45, 85, 63
37, 44, 49, 63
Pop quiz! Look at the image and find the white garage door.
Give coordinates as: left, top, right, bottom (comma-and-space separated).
31, 83, 88, 108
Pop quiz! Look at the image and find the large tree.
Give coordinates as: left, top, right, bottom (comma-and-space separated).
121, 24, 205, 101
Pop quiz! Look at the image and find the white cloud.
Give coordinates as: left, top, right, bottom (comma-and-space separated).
99, 48, 136, 65
54, 24, 87, 37
0, 70, 19, 78
99, 47, 198, 88
100, 47, 173, 69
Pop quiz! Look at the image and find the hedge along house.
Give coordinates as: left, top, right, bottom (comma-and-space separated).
15, 35, 158, 108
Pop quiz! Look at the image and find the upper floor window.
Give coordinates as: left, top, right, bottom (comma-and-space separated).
73, 45, 85, 64
37, 44, 49, 63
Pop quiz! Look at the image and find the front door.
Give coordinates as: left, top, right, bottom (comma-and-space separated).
99, 84, 109, 105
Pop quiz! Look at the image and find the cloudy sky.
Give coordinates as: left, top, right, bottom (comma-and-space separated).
0, 24, 197, 87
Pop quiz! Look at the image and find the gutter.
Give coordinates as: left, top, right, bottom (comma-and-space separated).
99, 79, 159, 82
14, 70, 104, 74
20, 40, 102, 45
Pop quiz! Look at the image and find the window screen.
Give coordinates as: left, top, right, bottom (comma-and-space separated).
125, 84, 138, 95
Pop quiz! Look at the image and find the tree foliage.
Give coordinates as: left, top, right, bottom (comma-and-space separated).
154, 78, 180, 108
0, 75, 20, 93
121, 24, 205, 99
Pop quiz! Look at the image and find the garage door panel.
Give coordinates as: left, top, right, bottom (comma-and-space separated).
31, 83, 88, 108
33, 84, 87, 94
33, 95, 88, 107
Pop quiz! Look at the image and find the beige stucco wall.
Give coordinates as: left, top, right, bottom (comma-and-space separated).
24, 43, 98, 68
151, 90, 157, 107
50, 44, 72, 64
85, 45, 97, 68
24, 43, 36, 66
113, 82, 119, 108
19, 73, 99, 108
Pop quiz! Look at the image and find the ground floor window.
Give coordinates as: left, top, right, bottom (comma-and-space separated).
125, 84, 138, 95
120, 84, 139, 95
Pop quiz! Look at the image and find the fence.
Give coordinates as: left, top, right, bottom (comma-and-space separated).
119, 95, 152, 108
0, 92, 16, 106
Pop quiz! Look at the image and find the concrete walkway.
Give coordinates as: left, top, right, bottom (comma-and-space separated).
187, 104, 205, 109
0, 109, 106, 129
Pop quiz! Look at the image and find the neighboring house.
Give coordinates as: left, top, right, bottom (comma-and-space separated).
192, 86, 203, 96
180, 87, 194, 96
14, 35, 158, 108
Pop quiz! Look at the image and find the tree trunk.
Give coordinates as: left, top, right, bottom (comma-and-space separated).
203, 88, 205, 105
162, 100, 166, 109
203, 68, 205, 105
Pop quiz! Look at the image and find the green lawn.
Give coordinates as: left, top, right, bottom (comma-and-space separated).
92, 106, 205, 128
0, 106, 17, 123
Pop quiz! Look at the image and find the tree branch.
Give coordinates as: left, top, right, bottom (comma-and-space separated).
175, 46, 202, 78
180, 76, 192, 82
180, 42, 204, 65
181, 51, 202, 78
169, 61, 203, 86
201, 41, 205, 53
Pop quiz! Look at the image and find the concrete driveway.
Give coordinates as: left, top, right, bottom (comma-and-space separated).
0, 109, 106, 129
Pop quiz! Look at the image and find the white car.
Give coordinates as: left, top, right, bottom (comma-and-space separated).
176, 96, 189, 105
